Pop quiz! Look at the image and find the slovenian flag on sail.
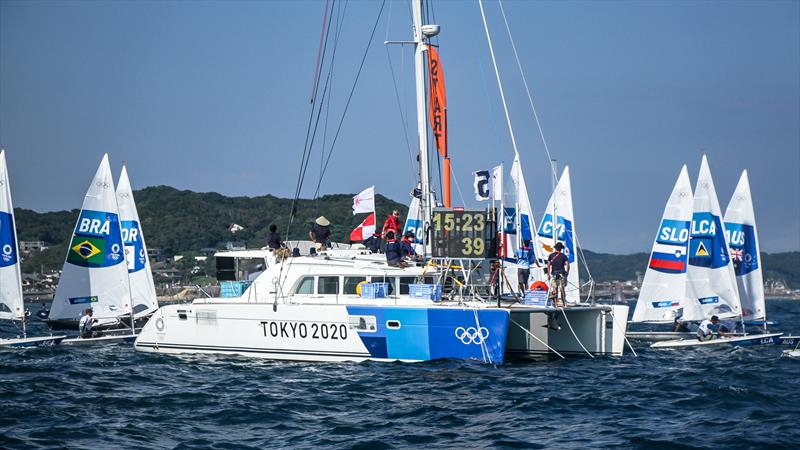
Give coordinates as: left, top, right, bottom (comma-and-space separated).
648, 242, 687, 274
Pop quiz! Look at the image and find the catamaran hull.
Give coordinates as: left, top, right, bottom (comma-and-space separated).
0, 335, 66, 348
506, 305, 629, 358
650, 332, 783, 349
135, 303, 509, 364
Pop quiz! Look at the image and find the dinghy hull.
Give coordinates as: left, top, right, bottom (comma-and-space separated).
650, 332, 783, 349
0, 335, 66, 348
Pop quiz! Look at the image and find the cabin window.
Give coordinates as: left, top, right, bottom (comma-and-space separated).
216, 257, 236, 281
399, 277, 416, 295
318, 276, 340, 295
295, 276, 314, 295
343, 277, 366, 295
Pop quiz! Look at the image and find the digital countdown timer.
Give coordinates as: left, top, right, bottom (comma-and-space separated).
430, 209, 497, 259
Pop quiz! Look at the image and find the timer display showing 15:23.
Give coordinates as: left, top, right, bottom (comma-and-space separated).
430, 209, 495, 259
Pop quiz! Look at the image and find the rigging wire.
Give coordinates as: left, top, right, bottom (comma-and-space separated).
313, 0, 388, 199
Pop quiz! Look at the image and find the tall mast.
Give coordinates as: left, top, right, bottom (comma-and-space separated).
412, 0, 431, 250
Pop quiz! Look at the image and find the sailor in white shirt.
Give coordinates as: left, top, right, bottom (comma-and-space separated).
78, 308, 97, 339
697, 315, 721, 341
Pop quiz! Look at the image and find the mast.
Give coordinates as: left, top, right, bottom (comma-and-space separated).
412, 0, 433, 251
551, 159, 557, 248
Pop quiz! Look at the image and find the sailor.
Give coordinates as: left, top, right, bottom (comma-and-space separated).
547, 242, 569, 306
697, 315, 722, 341
400, 231, 417, 257
517, 239, 534, 293
78, 308, 99, 339
381, 210, 402, 240
363, 231, 382, 254
266, 224, 283, 250
384, 231, 406, 268
309, 216, 332, 251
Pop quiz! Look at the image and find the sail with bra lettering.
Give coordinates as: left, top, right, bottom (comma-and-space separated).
682, 155, 741, 321
117, 166, 159, 317
0, 150, 24, 321
537, 167, 580, 304
724, 170, 764, 321
49, 154, 132, 325
632, 165, 693, 322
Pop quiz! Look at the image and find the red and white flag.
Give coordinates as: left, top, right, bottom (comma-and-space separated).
352, 185, 375, 215
350, 212, 376, 242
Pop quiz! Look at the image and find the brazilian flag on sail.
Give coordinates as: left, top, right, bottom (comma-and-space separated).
67, 235, 107, 267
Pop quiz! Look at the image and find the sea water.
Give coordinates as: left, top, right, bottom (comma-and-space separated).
2, 300, 799, 449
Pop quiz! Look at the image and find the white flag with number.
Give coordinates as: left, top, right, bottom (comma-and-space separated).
352, 185, 375, 215
473, 170, 490, 201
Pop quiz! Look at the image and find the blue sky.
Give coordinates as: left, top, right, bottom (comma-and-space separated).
1, 0, 798, 253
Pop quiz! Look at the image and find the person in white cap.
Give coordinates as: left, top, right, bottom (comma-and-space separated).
309, 216, 332, 251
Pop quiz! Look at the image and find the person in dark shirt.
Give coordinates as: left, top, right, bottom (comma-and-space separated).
384, 231, 407, 267
363, 231, 382, 254
400, 231, 417, 257
266, 224, 283, 250
309, 216, 332, 251
547, 242, 570, 307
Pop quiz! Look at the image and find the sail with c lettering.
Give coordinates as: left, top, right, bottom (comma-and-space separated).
682, 155, 741, 321
632, 165, 693, 323
724, 170, 764, 321
537, 167, 579, 304
48, 154, 133, 329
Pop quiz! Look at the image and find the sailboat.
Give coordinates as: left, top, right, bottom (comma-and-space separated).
627, 166, 694, 340
536, 167, 580, 305
46, 154, 135, 332
0, 150, 66, 347
116, 165, 159, 327
652, 157, 781, 349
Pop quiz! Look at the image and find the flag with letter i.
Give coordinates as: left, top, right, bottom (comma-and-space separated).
352, 186, 375, 215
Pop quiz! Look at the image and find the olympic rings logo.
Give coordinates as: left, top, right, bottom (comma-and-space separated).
454, 326, 490, 345
2, 244, 12, 256
96, 181, 109, 188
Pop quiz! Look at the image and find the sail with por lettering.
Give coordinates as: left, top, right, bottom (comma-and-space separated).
49, 154, 133, 327
117, 166, 159, 317
536, 167, 579, 304
0, 150, 24, 322
724, 170, 765, 321
632, 165, 693, 323
682, 155, 741, 321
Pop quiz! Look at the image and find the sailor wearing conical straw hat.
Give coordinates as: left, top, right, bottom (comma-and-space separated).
309, 216, 332, 251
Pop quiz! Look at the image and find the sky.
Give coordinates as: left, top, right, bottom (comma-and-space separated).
1, 0, 798, 254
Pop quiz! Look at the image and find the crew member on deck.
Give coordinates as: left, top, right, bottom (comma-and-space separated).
384, 231, 407, 268
547, 242, 570, 307
363, 231, 382, 254
697, 315, 724, 341
79, 308, 100, 339
382, 210, 401, 241
400, 231, 417, 257
266, 224, 283, 250
309, 216, 332, 251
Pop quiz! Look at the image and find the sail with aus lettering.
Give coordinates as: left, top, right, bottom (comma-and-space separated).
536, 166, 580, 304
0, 150, 24, 322
682, 155, 740, 321
48, 154, 133, 328
724, 170, 764, 321
117, 166, 159, 318
632, 165, 693, 323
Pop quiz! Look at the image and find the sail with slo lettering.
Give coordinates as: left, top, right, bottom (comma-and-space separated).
724, 170, 764, 321
682, 155, 741, 321
537, 167, 579, 304
632, 165, 693, 322
49, 154, 132, 327
0, 150, 24, 322
117, 166, 159, 317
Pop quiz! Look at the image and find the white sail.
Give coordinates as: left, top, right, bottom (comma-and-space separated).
117, 166, 159, 317
50, 154, 132, 324
536, 166, 579, 304
499, 155, 541, 293
0, 150, 24, 321
402, 187, 433, 255
683, 155, 741, 321
724, 170, 765, 321
632, 165, 693, 322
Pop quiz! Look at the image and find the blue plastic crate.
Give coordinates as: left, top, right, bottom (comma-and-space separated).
523, 289, 552, 306
361, 282, 389, 299
220, 281, 252, 298
409, 284, 442, 302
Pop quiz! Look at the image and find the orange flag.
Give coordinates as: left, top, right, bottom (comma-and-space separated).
428, 46, 447, 158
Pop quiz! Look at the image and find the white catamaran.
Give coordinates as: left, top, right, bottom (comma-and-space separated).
46, 154, 135, 331
0, 150, 66, 347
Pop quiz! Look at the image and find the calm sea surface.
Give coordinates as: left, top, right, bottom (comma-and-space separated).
2, 299, 799, 449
